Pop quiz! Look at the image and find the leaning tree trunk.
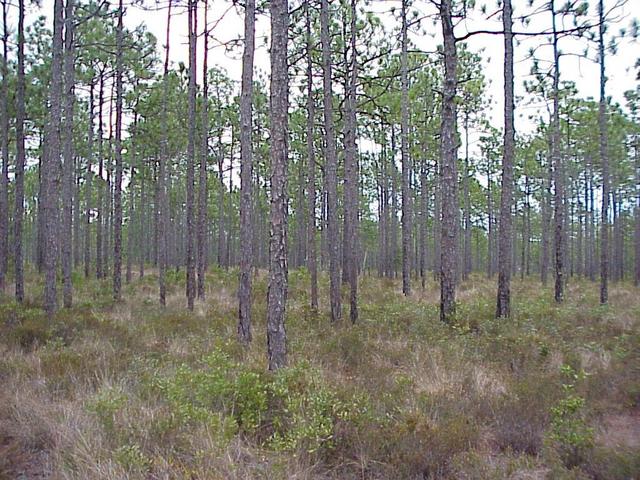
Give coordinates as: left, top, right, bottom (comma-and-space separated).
238, 0, 255, 343
496, 0, 514, 318
267, 0, 289, 371
400, 0, 411, 296
439, 0, 458, 323
321, 0, 341, 322
43, 0, 65, 316
14, 0, 26, 301
62, 0, 75, 308
598, 0, 609, 304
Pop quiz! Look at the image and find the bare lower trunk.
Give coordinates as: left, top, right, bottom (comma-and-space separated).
0, 1, 9, 292
238, 0, 255, 343
305, 0, 318, 311
158, 0, 172, 306
185, 0, 197, 310
266, 0, 289, 370
43, 0, 65, 316
14, 0, 26, 301
344, 0, 359, 322
598, 0, 609, 304
321, 0, 341, 322
197, 0, 209, 300
551, 0, 565, 303
496, 0, 514, 318
113, 0, 124, 301
400, 0, 411, 296
439, 0, 458, 323
62, 0, 75, 308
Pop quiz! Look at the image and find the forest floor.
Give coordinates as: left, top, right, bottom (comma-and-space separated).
0, 269, 639, 479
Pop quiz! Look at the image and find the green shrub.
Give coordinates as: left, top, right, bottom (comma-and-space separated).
546, 365, 594, 468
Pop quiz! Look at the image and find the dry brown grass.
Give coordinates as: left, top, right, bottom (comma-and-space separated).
0, 272, 639, 479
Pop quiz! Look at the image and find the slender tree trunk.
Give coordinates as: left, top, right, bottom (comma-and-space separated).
197, 0, 209, 299
113, 0, 124, 301
266, 0, 289, 370
400, 0, 411, 296
598, 0, 609, 304
439, 0, 458, 323
127, 106, 138, 284
305, 0, 318, 311
43, 0, 65, 316
184, 0, 197, 309
496, 0, 514, 318
321, 0, 341, 322
96, 74, 104, 279
14, 0, 26, 301
0, 0, 8, 292
158, 0, 172, 306
551, 0, 565, 303
463, 112, 471, 281
634, 138, 639, 286
238, 0, 255, 343
343, 0, 359, 321
62, 0, 75, 308
85, 80, 94, 279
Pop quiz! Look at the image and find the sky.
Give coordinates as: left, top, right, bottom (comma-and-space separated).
12, 0, 640, 156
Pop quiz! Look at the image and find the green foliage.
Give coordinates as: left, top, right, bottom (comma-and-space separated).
86, 388, 128, 434
155, 348, 368, 454
547, 365, 594, 468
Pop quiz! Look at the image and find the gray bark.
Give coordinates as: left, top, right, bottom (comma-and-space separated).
238, 0, 255, 343
14, 0, 26, 301
43, 0, 65, 316
267, 0, 289, 370
496, 0, 514, 318
321, 0, 341, 322
400, 0, 411, 296
62, 0, 75, 308
439, 0, 458, 323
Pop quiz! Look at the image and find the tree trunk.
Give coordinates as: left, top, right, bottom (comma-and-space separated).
343, 0, 359, 321
598, 0, 609, 304
400, 0, 411, 296
62, 0, 75, 308
14, 0, 26, 301
113, 0, 124, 301
266, 0, 289, 370
551, 0, 565, 303
85, 80, 94, 279
96, 74, 104, 280
238, 0, 255, 343
496, 0, 514, 318
158, 0, 172, 306
463, 112, 471, 281
197, 0, 209, 299
43, 0, 65, 316
306, 0, 318, 311
0, 0, 8, 292
439, 0, 458, 323
321, 0, 341, 322
185, 0, 197, 310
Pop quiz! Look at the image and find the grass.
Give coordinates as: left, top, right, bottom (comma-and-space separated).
0, 269, 639, 479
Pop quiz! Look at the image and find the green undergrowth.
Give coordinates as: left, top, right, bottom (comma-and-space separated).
0, 271, 638, 479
